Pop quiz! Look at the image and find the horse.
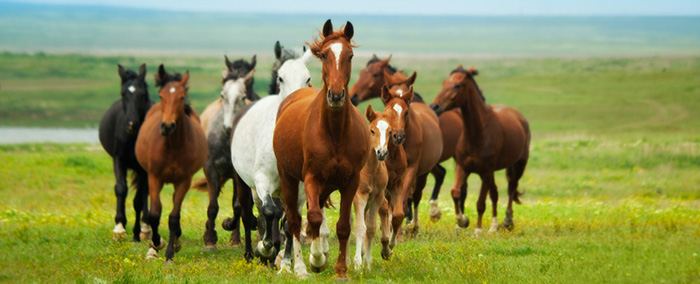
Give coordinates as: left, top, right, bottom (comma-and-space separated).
200, 55, 258, 134
190, 68, 256, 252
380, 70, 443, 237
273, 20, 368, 280
135, 66, 208, 261
229, 48, 313, 265
430, 65, 530, 236
348, 55, 464, 224
98, 63, 153, 242
269, 40, 306, 94
353, 104, 406, 270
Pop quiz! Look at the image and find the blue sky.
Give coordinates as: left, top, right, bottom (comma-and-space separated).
12, 0, 700, 15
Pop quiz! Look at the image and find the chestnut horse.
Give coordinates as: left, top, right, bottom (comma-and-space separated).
349, 55, 464, 223
135, 67, 208, 261
381, 71, 442, 236
273, 20, 368, 280
430, 65, 530, 236
98, 63, 152, 242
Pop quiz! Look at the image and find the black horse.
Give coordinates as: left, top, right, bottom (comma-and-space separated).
99, 63, 153, 242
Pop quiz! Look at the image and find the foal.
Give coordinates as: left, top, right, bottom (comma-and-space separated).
135, 69, 208, 261
430, 65, 530, 235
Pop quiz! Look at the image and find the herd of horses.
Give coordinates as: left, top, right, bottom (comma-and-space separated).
98, 20, 530, 280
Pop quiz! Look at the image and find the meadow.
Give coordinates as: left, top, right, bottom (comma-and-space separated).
0, 51, 699, 283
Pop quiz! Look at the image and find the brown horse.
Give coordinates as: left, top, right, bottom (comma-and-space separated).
349, 55, 464, 223
273, 20, 369, 280
430, 65, 530, 235
135, 68, 208, 261
353, 104, 403, 270
381, 71, 442, 236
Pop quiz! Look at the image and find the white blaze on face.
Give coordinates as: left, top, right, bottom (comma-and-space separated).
169, 87, 176, 93
396, 89, 403, 97
376, 120, 389, 150
128, 85, 136, 93
330, 42, 343, 71
393, 103, 403, 118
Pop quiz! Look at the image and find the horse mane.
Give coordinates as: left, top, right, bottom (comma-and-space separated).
367, 57, 397, 74
307, 24, 357, 56
155, 71, 185, 90
451, 66, 486, 102
120, 70, 139, 83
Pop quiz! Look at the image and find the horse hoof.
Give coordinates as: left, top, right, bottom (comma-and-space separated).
429, 200, 441, 222
296, 272, 311, 280
310, 262, 327, 273
113, 231, 127, 241
474, 228, 483, 238
145, 247, 158, 260
381, 247, 392, 260
203, 244, 217, 252
150, 237, 166, 250
456, 215, 470, 228
164, 259, 175, 265
501, 217, 514, 231
221, 218, 237, 231
173, 238, 182, 253
335, 277, 350, 283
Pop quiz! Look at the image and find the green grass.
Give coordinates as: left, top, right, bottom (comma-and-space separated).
1, 53, 700, 282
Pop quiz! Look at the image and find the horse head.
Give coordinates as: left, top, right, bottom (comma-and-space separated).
381, 83, 412, 145
270, 41, 306, 94
118, 63, 149, 135
430, 65, 481, 116
225, 55, 258, 101
221, 68, 255, 135
365, 104, 396, 161
350, 55, 392, 105
159, 71, 190, 136
276, 48, 312, 98
309, 19, 355, 109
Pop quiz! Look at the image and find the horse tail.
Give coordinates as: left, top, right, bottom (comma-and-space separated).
324, 199, 335, 209
191, 177, 209, 193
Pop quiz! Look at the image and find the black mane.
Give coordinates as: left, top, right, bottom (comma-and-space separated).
451, 67, 485, 102
367, 57, 398, 74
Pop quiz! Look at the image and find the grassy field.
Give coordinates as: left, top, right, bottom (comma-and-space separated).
1, 52, 699, 283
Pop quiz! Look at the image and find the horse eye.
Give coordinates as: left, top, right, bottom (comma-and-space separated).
372, 74, 379, 78
370, 130, 375, 135
348, 55, 353, 62
306, 78, 311, 84
278, 77, 284, 83
321, 54, 326, 60
454, 85, 461, 89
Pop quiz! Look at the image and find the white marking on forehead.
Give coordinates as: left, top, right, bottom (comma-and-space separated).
330, 42, 343, 71
396, 89, 404, 97
376, 120, 389, 148
128, 85, 135, 93
169, 87, 176, 93
393, 104, 403, 117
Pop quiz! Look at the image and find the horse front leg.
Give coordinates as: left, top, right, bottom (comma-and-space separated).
203, 165, 220, 251
428, 164, 446, 222
133, 166, 150, 242
112, 158, 128, 241
164, 178, 191, 262
278, 171, 308, 279
379, 196, 393, 260
303, 176, 327, 273
474, 172, 494, 237
487, 172, 499, 234
335, 175, 360, 280
352, 190, 369, 270
451, 166, 470, 228
401, 166, 418, 238
145, 175, 164, 260
364, 192, 383, 268
408, 173, 429, 236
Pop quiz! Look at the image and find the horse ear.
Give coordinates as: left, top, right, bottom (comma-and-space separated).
365, 104, 376, 122
138, 63, 147, 81
274, 41, 282, 60
118, 64, 126, 80
380, 85, 391, 104
250, 55, 257, 69
301, 48, 312, 64
180, 71, 190, 87
244, 69, 255, 84
155, 64, 167, 87
406, 71, 417, 86
322, 19, 333, 38
371, 54, 378, 60
469, 66, 479, 76
403, 86, 414, 103
456, 64, 463, 71
222, 69, 229, 79
344, 21, 354, 41
302, 45, 307, 52
225, 55, 233, 71
380, 55, 392, 67
382, 69, 397, 87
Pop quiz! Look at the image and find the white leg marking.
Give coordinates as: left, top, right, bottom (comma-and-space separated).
293, 237, 310, 279
320, 210, 330, 255
140, 223, 151, 233
354, 198, 367, 270
113, 223, 126, 234
489, 216, 499, 233
145, 247, 158, 259
330, 42, 343, 70
474, 228, 483, 237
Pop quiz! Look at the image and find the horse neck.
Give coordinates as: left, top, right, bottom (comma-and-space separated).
316, 85, 351, 143
164, 113, 192, 147
387, 141, 405, 165
459, 83, 490, 147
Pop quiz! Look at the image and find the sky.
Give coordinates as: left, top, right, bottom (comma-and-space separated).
11, 0, 700, 16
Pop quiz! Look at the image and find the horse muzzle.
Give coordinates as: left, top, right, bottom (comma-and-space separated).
327, 89, 346, 108
392, 130, 406, 145
350, 94, 360, 106
376, 148, 388, 161
160, 122, 176, 136
430, 103, 444, 116
125, 121, 136, 135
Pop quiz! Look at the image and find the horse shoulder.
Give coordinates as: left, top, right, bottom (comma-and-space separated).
277, 87, 317, 120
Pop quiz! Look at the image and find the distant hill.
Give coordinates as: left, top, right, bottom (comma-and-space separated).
1, 2, 700, 57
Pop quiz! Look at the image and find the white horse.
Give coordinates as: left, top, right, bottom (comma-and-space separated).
230, 49, 314, 265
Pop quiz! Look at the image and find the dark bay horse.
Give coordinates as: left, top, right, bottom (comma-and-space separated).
135, 68, 208, 261
99, 63, 153, 242
381, 71, 442, 236
349, 55, 464, 223
273, 20, 369, 280
430, 65, 530, 235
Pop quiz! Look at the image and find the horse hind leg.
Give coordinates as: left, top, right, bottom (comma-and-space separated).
474, 173, 493, 237
364, 194, 383, 268
133, 167, 150, 242
487, 176, 499, 234
428, 164, 446, 222
352, 191, 369, 270
112, 159, 128, 241
452, 167, 470, 228
407, 174, 428, 236
379, 196, 392, 260
203, 168, 221, 251
145, 176, 165, 260
503, 158, 527, 231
